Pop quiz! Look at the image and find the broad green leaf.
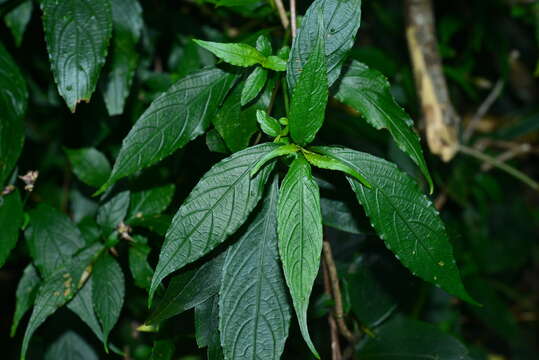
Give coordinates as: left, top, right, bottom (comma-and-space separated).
241, 67, 268, 106
41, 0, 113, 111
150, 340, 175, 360
100, 67, 235, 192
194, 39, 285, 71
127, 184, 175, 221
129, 214, 171, 236
102, 0, 143, 115
220, 177, 291, 360
44, 331, 98, 360
315, 146, 475, 304
25, 204, 86, 278
0, 190, 23, 267
149, 143, 277, 304
0, 42, 27, 186
206, 129, 229, 154
65, 147, 111, 188
277, 156, 323, 358
11, 264, 41, 337
288, 7, 328, 146
4, 0, 32, 47
92, 253, 125, 350
256, 110, 281, 137
335, 61, 433, 192
21, 243, 102, 360
68, 277, 105, 343
147, 253, 225, 325
96, 190, 130, 232
196, 295, 224, 360
251, 143, 300, 176
320, 198, 362, 234
358, 316, 473, 360
128, 236, 154, 290
287, 0, 362, 90
256, 34, 272, 56
303, 150, 370, 187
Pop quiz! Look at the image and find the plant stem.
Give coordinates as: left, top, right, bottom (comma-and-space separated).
323, 260, 343, 360
290, 0, 297, 38
323, 241, 357, 343
458, 144, 539, 191
273, 0, 289, 30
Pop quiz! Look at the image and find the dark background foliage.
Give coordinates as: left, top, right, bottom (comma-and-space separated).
0, 0, 537, 359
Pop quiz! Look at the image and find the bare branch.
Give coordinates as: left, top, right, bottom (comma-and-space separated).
273, 0, 289, 30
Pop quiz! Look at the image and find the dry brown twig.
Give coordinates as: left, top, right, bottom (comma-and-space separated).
323, 260, 343, 360
273, 0, 289, 30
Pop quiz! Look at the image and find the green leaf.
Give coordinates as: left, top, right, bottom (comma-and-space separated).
100, 67, 235, 193
287, 0, 362, 90
303, 150, 371, 187
335, 61, 433, 192
193, 39, 265, 67
241, 67, 268, 106
315, 146, 476, 304
11, 264, 41, 337
127, 184, 175, 221
67, 277, 105, 343
92, 253, 125, 350
150, 340, 175, 360
65, 148, 111, 188
250, 143, 300, 176
320, 198, 362, 234
358, 316, 473, 360
128, 236, 154, 290
4, 0, 33, 47
129, 214, 171, 236
0, 42, 27, 186
219, 176, 291, 360
41, 0, 113, 111
21, 243, 102, 360
147, 252, 225, 325
255, 34, 272, 56
288, 7, 328, 146
0, 190, 23, 267
194, 39, 285, 71
45, 331, 98, 360
102, 0, 143, 115
277, 156, 323, 358
255, 109, 281, 137
206, 129, 229, 154
149, 143, 278, 303
96, 190, 130, 232
196, 295, 223, 360
25, 204, 86, 278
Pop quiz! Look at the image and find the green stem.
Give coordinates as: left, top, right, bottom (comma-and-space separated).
458, 144, 539, 191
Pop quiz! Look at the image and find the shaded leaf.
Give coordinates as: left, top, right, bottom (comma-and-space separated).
196, 295, 224, 360
68, 277, 105, 343
21, 243, 102, 360
41, 0, 113, 111
11, 264, 41, 337
149, 143, 278, 303
287, 0, 362, 90
92, 253, 125, 350
44, 331, 98, 360
102, 0, 143, 115
4, 0, 33, 47
335, 61, 433, 191
128, 236, 154, 290
127, 184, 175, 221
320, 197, 362, 234
25, 204, 86, 278
0, 42, 27, 186
96, 190, 130, 231
100, 67, 235, 192
65, 147, 111, 188
358, 316, 473, 360
220, 176, 291, 360
206, 129, 229, 154
147, 253, 225, 325
0, 190, 23, 267
150, 340, 175, 360
241, 67, 268, 106
315, 146, 475, 304
277, 156, 323, 358
288, 7, 328, 146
